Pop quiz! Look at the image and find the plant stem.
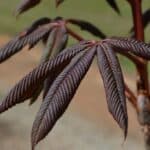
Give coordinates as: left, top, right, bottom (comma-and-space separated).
67, 27, 84, 41
125, 84, 138, 111
130, 0, 150, 149
130, 0, 149, 94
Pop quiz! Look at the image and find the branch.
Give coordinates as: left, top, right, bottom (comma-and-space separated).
125, 83, 138, 111
116, 49, 145, 65
129, 0, 149, 95
66, 27, 84, 41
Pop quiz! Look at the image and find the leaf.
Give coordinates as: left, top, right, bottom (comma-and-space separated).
31, 47, 96, 150
55, 0, 65, 7
27, 24, 54, 49
142, 9, 150, 29
96, 44, 128, 137
48, 25, 68, 58
0, 23, 53, 63
15, 0, 41, 16
106, 0, 120, 14
43, 25, 68, 98
19, 17, 51, 38
0, 38, 25, 63
0, 41, 89, 113
68, 19, 106, 39
107, 37, 150, 60
30, 25, 68, 104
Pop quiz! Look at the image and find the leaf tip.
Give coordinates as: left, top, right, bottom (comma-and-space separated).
31, 136, 37, 150
122, 115, 128, 141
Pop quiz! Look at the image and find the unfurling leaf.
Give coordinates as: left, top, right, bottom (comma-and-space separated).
0, 42, 89, 113
68, 19, 106, 39
106, 0, 120, 14
31, 47, 96, 150
97, 44, 128, 137
107, 37, 150, 60
15, 0, 41, 16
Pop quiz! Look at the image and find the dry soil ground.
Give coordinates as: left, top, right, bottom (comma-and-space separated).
0, 36, 146, 150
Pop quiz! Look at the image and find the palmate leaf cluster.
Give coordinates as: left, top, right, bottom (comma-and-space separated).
1, 36, 150, 149
0, 0, 150, 150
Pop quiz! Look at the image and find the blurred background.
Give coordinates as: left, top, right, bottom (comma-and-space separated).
0, 0, 150, 149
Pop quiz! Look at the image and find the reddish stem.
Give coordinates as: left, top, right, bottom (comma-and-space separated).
129, 0, 149, 95
116, 49, 145, 65
130, 0, 144, 41
125, 84, 138, 111
66, 27, 84, 41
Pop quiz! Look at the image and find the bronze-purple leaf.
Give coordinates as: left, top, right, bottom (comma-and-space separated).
29, 28, 59, 105
30, 25, 68, 104
47, 25, 68, 58
68, 19, 106, 39
27, 24, 54, 49
43, 25, 68, 98
19, 17, 51, 37
142, 9, 150, 29
130, 9, 150, 33
0, 23, 53, 63
0, 38, 25, 63
107, 37, 150, 60
0, 42, 89, 113
106, 0, 120, 14
15, 0, 41, 16
31, 47, 96, 150
96, 44, 128, 138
